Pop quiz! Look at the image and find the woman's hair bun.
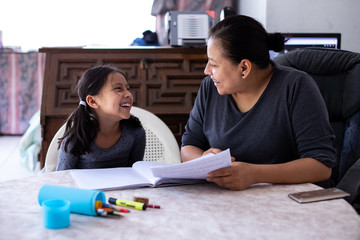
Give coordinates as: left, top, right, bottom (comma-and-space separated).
267, 33, 285, 52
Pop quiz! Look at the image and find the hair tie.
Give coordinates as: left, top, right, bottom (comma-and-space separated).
79, 100, 87, 106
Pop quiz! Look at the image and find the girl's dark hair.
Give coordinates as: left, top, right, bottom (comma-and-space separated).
58, 65, 142, 156
209, 15, 285, 68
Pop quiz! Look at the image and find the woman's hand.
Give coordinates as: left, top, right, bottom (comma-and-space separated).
202, 148, 222, 156
202, 148, 236, 162
207, 162, 255, 190
206, 158, 332, 190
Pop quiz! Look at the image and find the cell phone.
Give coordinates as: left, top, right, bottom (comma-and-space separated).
288, 187, 350, 203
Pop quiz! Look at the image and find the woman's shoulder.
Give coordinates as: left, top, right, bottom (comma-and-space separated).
273, 61, 312, 80
271, 62, 323, 105
272, 61, 317, 88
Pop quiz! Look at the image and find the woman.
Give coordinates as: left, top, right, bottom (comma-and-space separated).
181, 15, 337, 190
56, 65, 145, 170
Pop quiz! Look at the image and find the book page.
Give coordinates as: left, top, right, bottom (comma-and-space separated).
132, 161, 169, 185
151, 149, 232, 179
71, 167, 152, 190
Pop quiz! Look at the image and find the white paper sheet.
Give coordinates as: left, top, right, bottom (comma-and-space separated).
151, 149, 232, 179
71, 167, 151, 190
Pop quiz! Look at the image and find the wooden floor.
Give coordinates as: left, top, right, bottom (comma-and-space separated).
0, 136, 38, 182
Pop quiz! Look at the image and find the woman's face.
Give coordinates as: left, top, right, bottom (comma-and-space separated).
204, 38, 244, 95
92, 72, 133, 121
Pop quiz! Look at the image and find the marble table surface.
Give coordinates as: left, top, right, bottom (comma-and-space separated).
0, 170, 359, 240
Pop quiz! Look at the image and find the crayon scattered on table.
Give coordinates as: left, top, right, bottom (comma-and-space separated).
146, 204, 161, 209
133, 197, 160, 209
95, 200, 125, 217
133, 197, 149, 205
108, 197, 147, 211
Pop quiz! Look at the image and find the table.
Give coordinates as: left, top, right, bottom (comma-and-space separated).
0, 171, 359, 240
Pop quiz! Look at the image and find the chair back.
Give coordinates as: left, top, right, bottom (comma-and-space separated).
130, 107, 181, 164
42, 124, 66, 172
42, 106, 181, 172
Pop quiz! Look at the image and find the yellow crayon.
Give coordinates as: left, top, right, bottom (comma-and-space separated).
95, 200, 103, 210
108, 197, 147, 211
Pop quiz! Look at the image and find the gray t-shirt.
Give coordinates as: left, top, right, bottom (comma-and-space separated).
182, 62, 337, 168
56, 121, 145, 170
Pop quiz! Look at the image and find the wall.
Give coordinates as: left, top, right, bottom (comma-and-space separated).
0, 0, 156, 51
238, 0, 360, 52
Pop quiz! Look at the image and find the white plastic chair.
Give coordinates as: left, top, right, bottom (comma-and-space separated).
130, 107, 181, 164
41, 124, 65, 173
42, 106, 181, 172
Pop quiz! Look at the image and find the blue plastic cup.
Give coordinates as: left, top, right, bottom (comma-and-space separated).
42, 199, 70, 229
38, 184, 106, 216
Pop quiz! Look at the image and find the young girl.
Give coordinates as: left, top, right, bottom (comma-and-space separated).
56, 65, 146, 170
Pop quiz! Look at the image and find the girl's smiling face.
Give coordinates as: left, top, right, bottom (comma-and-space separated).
90, 72, 133, 122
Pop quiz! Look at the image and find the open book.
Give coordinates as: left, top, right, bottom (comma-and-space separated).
71, 149, 231, 190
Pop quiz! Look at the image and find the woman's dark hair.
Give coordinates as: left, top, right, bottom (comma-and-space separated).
58, 65, 142, 156
209, 15, 285, 68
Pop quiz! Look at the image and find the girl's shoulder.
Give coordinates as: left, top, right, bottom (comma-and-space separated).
121, 115, 145, 137
122, 115, 143, 129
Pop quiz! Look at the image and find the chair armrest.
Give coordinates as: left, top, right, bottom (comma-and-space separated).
337, 158, 360, 205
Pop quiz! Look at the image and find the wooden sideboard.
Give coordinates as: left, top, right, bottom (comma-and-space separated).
39, 47, 207, 168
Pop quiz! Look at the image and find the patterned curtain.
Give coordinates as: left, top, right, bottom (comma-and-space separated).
0, 52, 45, 135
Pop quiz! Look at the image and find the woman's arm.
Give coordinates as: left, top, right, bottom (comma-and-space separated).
207, 158, 332, 190
180, 145, 205, 162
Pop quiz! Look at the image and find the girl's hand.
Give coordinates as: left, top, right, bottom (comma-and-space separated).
206, 162, 255, 190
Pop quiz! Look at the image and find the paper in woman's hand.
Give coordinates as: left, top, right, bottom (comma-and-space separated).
151, 149, 232, 179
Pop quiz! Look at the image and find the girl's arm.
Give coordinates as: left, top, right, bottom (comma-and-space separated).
128, 127, 146, 165
56, 142, 79, 170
